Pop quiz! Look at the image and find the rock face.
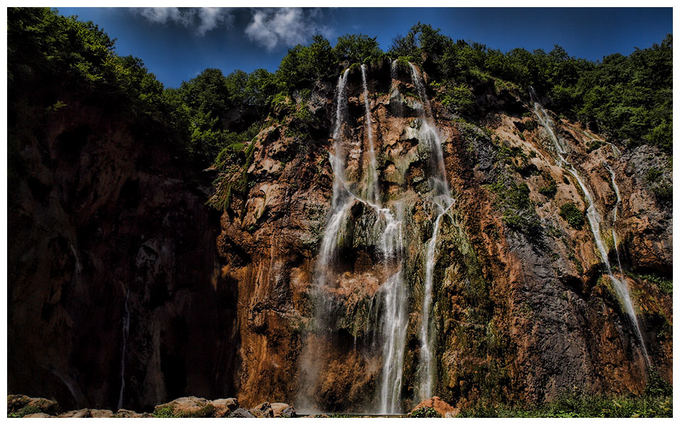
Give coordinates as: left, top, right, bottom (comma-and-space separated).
7, 99, 237, 411
411, 396, 458, 417
8, 60, 672, 414
216, 60, 672, 412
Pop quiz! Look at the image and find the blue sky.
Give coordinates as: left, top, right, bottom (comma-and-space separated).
56, 7, 672, 88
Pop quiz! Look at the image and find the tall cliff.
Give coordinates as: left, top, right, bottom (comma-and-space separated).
214, 59, 671, 412
7, 9, 672, 415
8, 97, 239, 411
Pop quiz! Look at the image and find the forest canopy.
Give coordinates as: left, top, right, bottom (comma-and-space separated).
8, 7, 673, 168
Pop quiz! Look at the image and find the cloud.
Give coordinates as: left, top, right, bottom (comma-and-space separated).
245, 8, 329, 51
135, 7, 233, 36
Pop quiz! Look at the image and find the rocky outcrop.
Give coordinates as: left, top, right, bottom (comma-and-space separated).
410, 396, 459, 417
216, 60, 671, 412
8, 394, 295, 418
8, 60, 671, 414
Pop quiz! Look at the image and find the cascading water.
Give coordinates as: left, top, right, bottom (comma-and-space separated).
376, 205, 408, 414
389, 60, 403, 117
303, 66, 409, 413
531, 98, 649, 366
361, 64, 380, 205
605, 161, 625, 273
409, 62, 455, 400
117, 287, 130, 410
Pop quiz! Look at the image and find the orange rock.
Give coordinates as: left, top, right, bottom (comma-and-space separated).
411, 396, 459, 418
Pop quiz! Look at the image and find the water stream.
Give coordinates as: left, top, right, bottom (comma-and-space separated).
361, 64, 380, 205
409, 63, 455, 400
531, 98, 649, 366
307, 66, 409, 413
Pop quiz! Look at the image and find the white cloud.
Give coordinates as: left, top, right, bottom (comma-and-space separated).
245, 8, 329, 51
135, 7, 232, 36
196, 8, 234, 36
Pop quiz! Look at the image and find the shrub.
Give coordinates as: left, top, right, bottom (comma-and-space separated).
559, 202, 585, 230
9, 405, 43, 418
539, 174, 557, 198
410, 407, 440, 418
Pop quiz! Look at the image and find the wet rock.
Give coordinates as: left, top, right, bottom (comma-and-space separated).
251, 401, 274, 418
228, 407, 256, 418
270, 402, 295, 417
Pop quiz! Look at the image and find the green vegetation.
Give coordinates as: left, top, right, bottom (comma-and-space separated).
559, 202, 585, 230
626, 271, 673, 295
645, 166, 672, 203
460, 393, 671, 417
538, 174, 557, 198
8, 8, 672, 216
9, 405, 43, 418
152, 406, 178, 418
152, 404, 216, 418
462, 371, 671, 418
409, 407, 440, 418
488, 178, 542, 239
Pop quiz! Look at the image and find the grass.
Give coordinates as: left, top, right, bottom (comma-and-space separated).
459, 394, 672, 418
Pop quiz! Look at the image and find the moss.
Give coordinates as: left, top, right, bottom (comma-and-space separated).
152, 404, 215, 418
9, 405, 43, 418
559, 202, 585, 230
152, 406, 178, 418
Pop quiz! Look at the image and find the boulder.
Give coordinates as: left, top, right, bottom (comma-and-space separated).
271, 402, 295, 418
153, 396, 215, 418
228, 407, 256, 418
251, 401, 274, 418
211, 398, 239, 417
90, 409, 115, 418
23, 413, 52, 418
115, 409, 146, 418
7, 394, 60, 416
59, 409, 91, 418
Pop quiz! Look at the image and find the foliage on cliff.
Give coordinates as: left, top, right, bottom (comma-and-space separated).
10, 8, 670, 177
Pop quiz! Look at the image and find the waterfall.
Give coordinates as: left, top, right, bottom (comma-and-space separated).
377, 205, 407, 414
605, 162, 625, 273
303, 66, 409, 413
117, 286, 130, 410
361, 64, 380, 205
409, 62, 454, 400
390, 60, 403, 117
531, 99, 650, 366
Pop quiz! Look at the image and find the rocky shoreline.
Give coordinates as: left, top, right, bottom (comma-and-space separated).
7, 394, 295, 418
7, 394, 460, 418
